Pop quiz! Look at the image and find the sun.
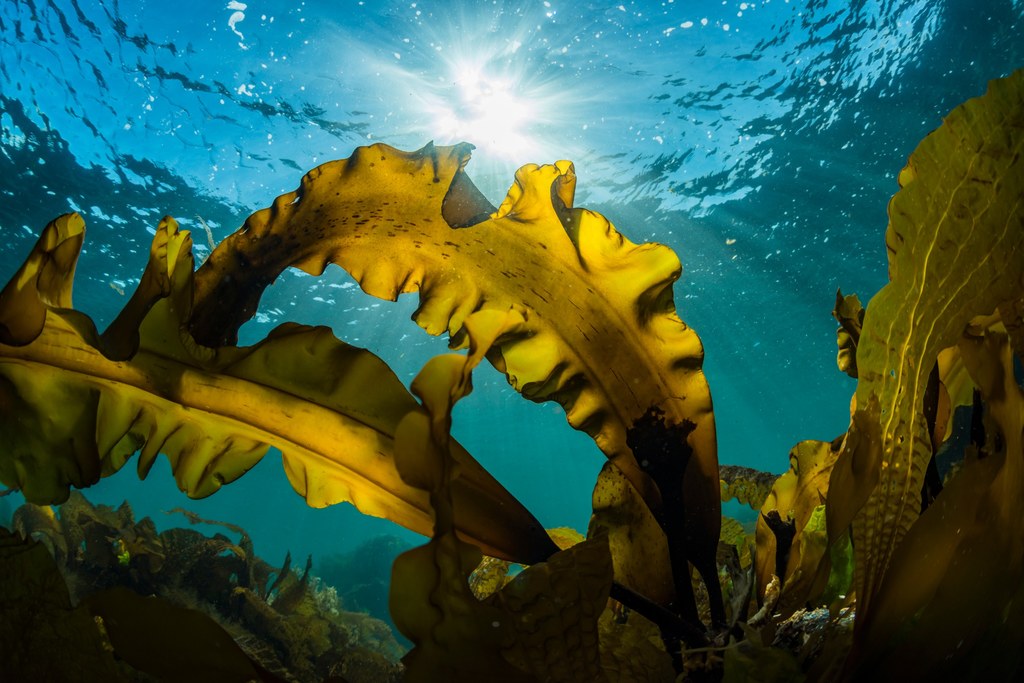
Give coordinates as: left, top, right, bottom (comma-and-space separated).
366, 15, 578, 166
348, 5, 593, 185
432, 62, 534, 159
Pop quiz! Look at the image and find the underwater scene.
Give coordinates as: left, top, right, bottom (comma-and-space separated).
1, 0, 1022, 681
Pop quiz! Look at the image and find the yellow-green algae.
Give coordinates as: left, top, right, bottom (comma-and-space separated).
0, 69, 1021, 681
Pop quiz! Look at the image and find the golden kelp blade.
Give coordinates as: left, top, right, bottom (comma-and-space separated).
390, 310, 614, 682
848, 328, 1024, 679
832, 290, 864, 379
826, 69, 1024, 615
192, 141, 719, 584
0, 215, 556, 564
390, 310, 537, 682
589, 460, 674, 606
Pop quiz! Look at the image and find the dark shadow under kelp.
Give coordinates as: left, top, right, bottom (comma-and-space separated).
1, 492, 403, 682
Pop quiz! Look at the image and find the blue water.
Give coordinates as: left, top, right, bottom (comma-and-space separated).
1, 0, 1021, 571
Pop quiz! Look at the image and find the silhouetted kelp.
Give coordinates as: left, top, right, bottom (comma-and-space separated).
3, 492, 403, 682
0, 69, 1021, 681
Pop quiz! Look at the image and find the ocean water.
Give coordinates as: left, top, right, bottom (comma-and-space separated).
1, 0, 1021, 579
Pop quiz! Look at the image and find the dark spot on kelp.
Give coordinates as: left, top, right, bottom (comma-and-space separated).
762, 510, 797, 583
627, 407, 726, 631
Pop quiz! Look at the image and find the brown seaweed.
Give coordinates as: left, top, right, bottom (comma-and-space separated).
0, 214, 554, 564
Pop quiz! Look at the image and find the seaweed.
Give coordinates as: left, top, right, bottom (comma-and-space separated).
187, 142, 723, 629
7, 493, 404, 682
754, 439, 846, 620
0, 66, 1021, 680
0, 212, 554, 564
820, 68, 1024, 680
0, 527, 127, 681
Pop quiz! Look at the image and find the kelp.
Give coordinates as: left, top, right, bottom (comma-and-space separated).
846, 327, 1024, 680
589, 460, 674, 607
719, 465, 778, 510
85, 586, 277, 683
8, 492, 405, 681
0, 528, 126, 681
0, 143, 722, 672
836, 292, 955, 510
388, 309, 674, 682
755, 439, 843, 619
832, 291, 863, 379
0, 213, 555, 564
189, 144, 716, 516
188, 142, 722, 622
467, 527, 585, 601
598, 609, 678, 683
388, 309, 544, 681
1002, 296, 1024, 357
0, 137, 722, 627
823, 69, 1024, 675
0, 59, 1021, 681
625, 407, 725, 628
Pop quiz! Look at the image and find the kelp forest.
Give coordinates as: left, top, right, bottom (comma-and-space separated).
0, 68, 1021, 682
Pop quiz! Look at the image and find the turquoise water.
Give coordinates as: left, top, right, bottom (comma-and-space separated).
1, 0, 1021, 579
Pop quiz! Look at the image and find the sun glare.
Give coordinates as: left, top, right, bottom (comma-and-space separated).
434, 63, 532, 158
350, 6, 595, 191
